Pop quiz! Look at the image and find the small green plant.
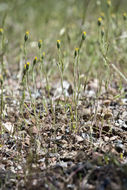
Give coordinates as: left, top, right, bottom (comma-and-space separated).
32, 56, 38, 92
40, 52, 50, 96
37, 39, 43, 80
20, 62, 30, 112
24, 31, 29, 61
0, 28, 6, 75
0, 74, 4, 118
73, 47, 79, 129
79, 31, 86, 49
56, 40, 65, 97
38, 39, 42, 59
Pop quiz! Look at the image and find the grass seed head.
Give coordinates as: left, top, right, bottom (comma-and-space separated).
38, 40, 42, 49
123, 12, 127, 20
24, 31, 29, 42
97, 17, 102, 26
0, 28, 3, 35
57, 40, 61, 49
82, 31, 86, 41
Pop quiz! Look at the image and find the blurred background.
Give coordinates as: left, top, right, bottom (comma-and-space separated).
0, 0, 127, 78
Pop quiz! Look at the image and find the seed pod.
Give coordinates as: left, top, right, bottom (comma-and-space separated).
74, 48, 79, 58
57, 40, 61, 49
38, 40, 42, 49
82, 31, 86, 41
97, 17, 102, 26
24, 31, 29, 42
33, 56, 37, 66
0, 28, 3, 35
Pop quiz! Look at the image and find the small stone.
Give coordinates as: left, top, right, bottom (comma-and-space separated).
104, 136, 109, 142
115, 143, 124, 153
103, 100, 111, 106
30, 126, 38, 134
75, 135, 84, 143
2, 122, 14, 134
110, 136, 118, 141
104, 109, 112, 120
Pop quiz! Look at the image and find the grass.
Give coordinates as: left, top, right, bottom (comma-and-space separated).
0, 0, 127, 189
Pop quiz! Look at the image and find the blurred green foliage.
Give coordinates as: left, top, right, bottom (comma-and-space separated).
0, 0, 127, 77
0, 0, 126, 41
